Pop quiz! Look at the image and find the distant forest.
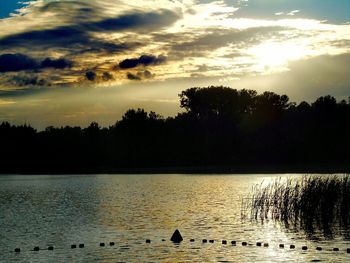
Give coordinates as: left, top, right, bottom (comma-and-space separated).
1, 86, 350, 173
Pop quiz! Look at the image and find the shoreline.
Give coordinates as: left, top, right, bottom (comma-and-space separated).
2, 165, 350, 175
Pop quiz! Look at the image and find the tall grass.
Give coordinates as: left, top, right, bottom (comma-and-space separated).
244, 175, 350, 237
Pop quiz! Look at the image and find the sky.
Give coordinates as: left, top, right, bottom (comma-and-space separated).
0, 0, 350, 129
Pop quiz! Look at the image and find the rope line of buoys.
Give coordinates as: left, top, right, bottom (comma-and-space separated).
9, 230, 350, 254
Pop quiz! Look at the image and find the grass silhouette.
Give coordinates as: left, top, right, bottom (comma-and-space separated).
245, 175, 350, 238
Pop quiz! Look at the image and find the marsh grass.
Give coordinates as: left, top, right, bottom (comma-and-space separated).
244, 175, 350, 238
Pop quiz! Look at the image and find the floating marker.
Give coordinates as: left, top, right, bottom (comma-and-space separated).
71, 245, 76, 249
202, 239, 207, 243
263, 243, 269, 247
34, 247, 39, 251
161, 239, 166, 242
109, 242, 115, 246
333, 248, 339, 251
279, 244, 284, 249
14, 248, 20, 253
290, 245, 295, 249
190, 239, 195, 242
209, 240, 214, 243
48, 246, 54, 250
302, 246, 308, 250
79, 244, 84, 248
170, 229, 183, 243
222, 240, 227, 245
256, 242, 262, 246
146, 239, 151, 243
231, 241, 236, 245
100, 243, 105, 247
316, 247, 322, 251
242, 242, 247, 246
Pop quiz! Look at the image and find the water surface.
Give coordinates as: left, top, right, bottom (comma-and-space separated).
0, 174, 349, 262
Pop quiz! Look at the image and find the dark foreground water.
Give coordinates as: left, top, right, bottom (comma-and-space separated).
1, 174, 349, 262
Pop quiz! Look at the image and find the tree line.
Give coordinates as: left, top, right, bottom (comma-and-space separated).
1, 86, 350, 173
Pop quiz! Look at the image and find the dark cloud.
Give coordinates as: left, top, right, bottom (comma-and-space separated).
88, 9, 179, 32
0, 26, 130, 55
0, 53, 73, 73
84, 71, 114, 82
0, 9, 180, 53
126, 70, 154, 81
168, 26, 287, 58
143, 70, 153, 79
41, 58, 72, 69
119, 55, 166, 69
126, 72, 141, 80
0, 54, 38, 72
85, 71, 97, 81
102, 72, 114, 81
9, 75, 47, 86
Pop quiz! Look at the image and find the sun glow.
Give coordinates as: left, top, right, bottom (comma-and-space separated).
248, 42, 312, 73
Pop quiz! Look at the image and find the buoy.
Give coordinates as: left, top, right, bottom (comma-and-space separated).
109, 242, 115, 246
290, 245, 295, 249
316, 247, 322, 251
263, 243, 269, 247
48, 246, 54, 250
79, 244, 84, 248
162, 239, 166, 242
34, 246, 39, 251
202, 239, 207, 243
302, 246, 308, 250
100, 243, 105, 247
222, 240, 227, 245
170, 229, 183, 243
333, 248, 339, 251
256, 242, 262, 246
242, 242, 247, 246
190, 239, 195, 242
14, 248, 20, 253
209, 240, 214, 243
71, 244, 76, 249
279, 244, 284, 249
146, 239, 151, 243
231, 241, 236, 245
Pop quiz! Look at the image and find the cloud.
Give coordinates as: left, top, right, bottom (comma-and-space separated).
0, 53, 38, 72
85, 71, 114, 82
142, 70, 153, 79
119, 55, 167, 69
102, 72, 114, 81
0, 0, 350, 92
85, 71, 97, 81
126, 72, 141, 81
88, 9, 180, 32
0, 53, 72, 72
40, 58, 72, 69
0, 9, 180, 52
168, 26, 287, 59
233, 53, 350, 101
274, 10, 300, 16
137, 70, 154, 79
9, 75, 47, 87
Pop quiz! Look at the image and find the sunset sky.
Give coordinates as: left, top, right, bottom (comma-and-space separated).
1, 0, 350, 129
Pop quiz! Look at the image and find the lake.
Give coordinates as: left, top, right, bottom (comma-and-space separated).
1, 174, 349, 262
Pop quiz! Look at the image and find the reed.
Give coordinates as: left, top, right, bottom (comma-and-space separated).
244, 175, 350, 237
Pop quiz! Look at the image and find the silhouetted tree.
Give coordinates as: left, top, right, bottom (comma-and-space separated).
1, 86, 350, 173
